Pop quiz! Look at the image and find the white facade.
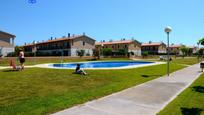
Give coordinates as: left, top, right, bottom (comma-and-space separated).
0, 47, 14, 57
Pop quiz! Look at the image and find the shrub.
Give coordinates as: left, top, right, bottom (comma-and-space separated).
142, 51, 148, 58
76, 50, 85, 57
102, 48, 112, 56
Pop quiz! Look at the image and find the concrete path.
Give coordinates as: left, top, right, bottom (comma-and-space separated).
53, 63, 202, 115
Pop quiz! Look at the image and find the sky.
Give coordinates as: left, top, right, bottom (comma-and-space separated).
0, 0, 204, 46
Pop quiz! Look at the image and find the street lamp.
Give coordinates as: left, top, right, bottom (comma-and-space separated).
164, 26, 172, 76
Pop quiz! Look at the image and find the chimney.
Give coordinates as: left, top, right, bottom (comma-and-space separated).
149, 41, 152, 44
103, 40, 105, 42
55, 37, 57, 40
24, 42, 26, 45
83, 32, 86, 36
68, 33, 70, 38
123, 38, 125, 41
51, 37, 53, 40
62, 36, 66, 38
72, 34, 75, 37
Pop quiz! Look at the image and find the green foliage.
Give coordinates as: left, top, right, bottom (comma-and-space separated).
180, 45, 189, 58
76, 50, 85, 57
15, 46, 23, 56
116, 49, 128, 56
142, 51, 149, 58
92, 49, 100, 59
199, 48, 204, 56
102, 48, 112, 56
198, 38, 204, 45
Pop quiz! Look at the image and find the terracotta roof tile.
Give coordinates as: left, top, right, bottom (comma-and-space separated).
23, 35, 84, 46
95, 40, 135, 45
141, 42, 165, 46
169, 44, 182, 48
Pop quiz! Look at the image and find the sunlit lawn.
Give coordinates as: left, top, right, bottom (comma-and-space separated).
158, 73, 204, 115
0, 57, 202, 114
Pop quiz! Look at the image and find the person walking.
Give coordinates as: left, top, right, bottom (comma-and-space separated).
19, 49, 25, 70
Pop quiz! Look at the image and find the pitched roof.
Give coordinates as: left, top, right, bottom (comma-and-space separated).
0, 40, 13, 47
141, 42, 165, 46
0, 30, 16, 38
95, 40, 139, 45
24, 35, 95, 47
169, 44, 182, 48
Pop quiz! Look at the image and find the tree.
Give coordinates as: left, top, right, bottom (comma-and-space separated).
198, 38, 204, 45
92, 49, 100, 59
198, 38, 204, 59
76, 50, 85, 57
180, 45, 189, 58
102, 48, 112, 56
173, 49, 178, 59
141, 51, 148, 58
15, 46, 24, 56
117, 49, 128, 56
199, 48, 204, 58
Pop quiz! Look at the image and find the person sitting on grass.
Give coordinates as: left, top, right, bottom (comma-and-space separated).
9, 60, 21, 71
73, 64, 87, 75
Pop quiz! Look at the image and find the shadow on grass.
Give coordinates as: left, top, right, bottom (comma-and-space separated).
192, 86, 204, 93
2, 70, 19, 72
141, 75, 161, 78
181, 107, 202, 115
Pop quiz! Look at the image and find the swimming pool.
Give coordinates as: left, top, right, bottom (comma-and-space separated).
42, 61, 162, 69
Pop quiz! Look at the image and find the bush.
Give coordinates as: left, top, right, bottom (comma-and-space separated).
92, 49, 100, 59
115, 49, 128, 56
6, 52, 16, 57
24, 52, 35, 57
102, 48, 112, 56
142, 51, 148, 58
76, 50, 85, 57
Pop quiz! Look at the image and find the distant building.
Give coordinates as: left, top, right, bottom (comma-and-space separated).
188, 46, 198, 55
23, 34, 95, 57
95, 39, 141, 56
141, 42, 166, 54
0, 30, 16, 57
169, 44, 182, 55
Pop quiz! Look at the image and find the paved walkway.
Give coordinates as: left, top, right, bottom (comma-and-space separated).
54, 63, 202, 115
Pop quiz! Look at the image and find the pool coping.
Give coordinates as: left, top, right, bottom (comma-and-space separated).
35, 61, 166, 70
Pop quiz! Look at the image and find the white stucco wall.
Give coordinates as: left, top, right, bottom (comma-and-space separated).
71, 48, 93, 57
129, 49, 141, 56
0, 47, 14, 57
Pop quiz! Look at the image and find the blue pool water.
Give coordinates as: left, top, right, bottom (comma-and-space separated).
50, 61, 154, 69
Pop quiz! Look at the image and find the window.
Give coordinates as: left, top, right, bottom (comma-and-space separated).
83, 41, 85, 46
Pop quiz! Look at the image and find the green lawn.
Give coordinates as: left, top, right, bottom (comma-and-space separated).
158, 73, 204, 115
0, 57, 201, 114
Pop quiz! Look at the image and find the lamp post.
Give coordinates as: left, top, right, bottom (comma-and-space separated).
164, 26, 172, 76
